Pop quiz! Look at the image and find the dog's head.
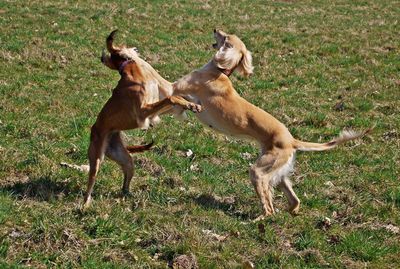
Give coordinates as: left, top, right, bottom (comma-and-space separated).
212, 29, 253, 77
101, 30, 139, 71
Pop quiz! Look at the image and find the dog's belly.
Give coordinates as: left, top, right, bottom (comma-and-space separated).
195, 111, 252, 140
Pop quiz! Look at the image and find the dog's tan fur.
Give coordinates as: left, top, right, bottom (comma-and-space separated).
83, 30, 201, 209
173, 29, 370, 220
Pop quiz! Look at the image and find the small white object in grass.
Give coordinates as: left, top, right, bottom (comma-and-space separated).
189, 163, 199, 171
186, 149, 193, 157
240, 152, 252, 160
380, 224, 399, 234
324, 181, 334, 187
60, 55, 67, 64
202, 229, 228, 242
9, 230, 23, 239
323, 217, 331, 226
126, 8, 135, 14
152, 253, 161, 260
178, 186, 186, 192
93, 93, 98, 97
60, 162, 90, 173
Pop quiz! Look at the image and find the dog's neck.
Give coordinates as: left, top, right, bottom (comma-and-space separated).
213, 54, 243, 77
217, 67, 234, 77
119, 59, 132, 75
211, 60, 234, 77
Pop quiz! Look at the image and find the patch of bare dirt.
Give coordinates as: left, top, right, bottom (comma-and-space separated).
5, 227, 85, 267
170, 254, 198, 269
102, 249, 138, 264
0, 173, 30, 187
136, 157, 165, 177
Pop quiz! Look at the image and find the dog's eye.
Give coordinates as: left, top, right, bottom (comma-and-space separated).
224, 42, 233, 49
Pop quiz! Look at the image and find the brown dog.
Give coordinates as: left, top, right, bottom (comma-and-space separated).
173, 29, 371, 220
83, 30, 201, 209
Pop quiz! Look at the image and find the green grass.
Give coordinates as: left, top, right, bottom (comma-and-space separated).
1, 0, 399, 268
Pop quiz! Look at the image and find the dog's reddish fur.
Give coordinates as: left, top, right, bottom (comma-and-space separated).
82, 31, 201, 209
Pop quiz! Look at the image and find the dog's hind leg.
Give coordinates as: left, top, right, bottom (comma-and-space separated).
105, 132, 134, 195
278, 177, 300, 215
250, 149, 294, 221
83, 126, 108, 209
250, 154, 276, 220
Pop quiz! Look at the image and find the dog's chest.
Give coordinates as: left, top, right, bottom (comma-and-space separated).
196, 112, 219, 130
144, 80, 160, 103
138, 80, 161, 129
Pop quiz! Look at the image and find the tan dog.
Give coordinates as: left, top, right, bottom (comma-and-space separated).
83, 30, 201, 208
173, 29, 370, 220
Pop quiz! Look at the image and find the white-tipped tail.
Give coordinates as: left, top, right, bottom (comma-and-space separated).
334, 129, 364, 145
293, 127, 372, 152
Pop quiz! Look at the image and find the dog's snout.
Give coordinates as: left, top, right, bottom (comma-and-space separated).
101, 50, 106, 63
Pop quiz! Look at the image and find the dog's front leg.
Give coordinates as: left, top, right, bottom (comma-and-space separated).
141, 96, 201, 120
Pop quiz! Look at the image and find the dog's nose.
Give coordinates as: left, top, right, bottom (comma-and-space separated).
214, 29, 217, 33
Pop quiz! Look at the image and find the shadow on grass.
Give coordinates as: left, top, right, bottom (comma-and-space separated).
192, 193, 252, 220
0, 175, 80, 201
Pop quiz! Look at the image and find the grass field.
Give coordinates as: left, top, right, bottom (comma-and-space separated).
1, 0, 399, 268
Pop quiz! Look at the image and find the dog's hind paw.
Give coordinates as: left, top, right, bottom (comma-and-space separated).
121, 189, 132, 198
80, 198, 92, 212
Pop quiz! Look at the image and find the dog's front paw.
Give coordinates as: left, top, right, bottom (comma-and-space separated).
186, 103, 202, 113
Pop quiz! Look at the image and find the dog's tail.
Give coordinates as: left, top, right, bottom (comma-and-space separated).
293, 127, 373, 152
126, 141, 154, 154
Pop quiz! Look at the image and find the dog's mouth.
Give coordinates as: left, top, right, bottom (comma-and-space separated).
212, 43, 218, 49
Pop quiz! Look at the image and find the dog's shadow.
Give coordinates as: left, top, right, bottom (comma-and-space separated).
0, 175, 80, 202
191, 193, 252, 220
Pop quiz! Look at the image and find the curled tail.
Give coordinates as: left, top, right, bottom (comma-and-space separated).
126, 141, 154, 154
293, 128, 372, 152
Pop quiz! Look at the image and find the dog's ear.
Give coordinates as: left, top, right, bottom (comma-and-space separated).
213, 42, 242, 71
107, 29, 120, 54
236, 49, 254, 77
